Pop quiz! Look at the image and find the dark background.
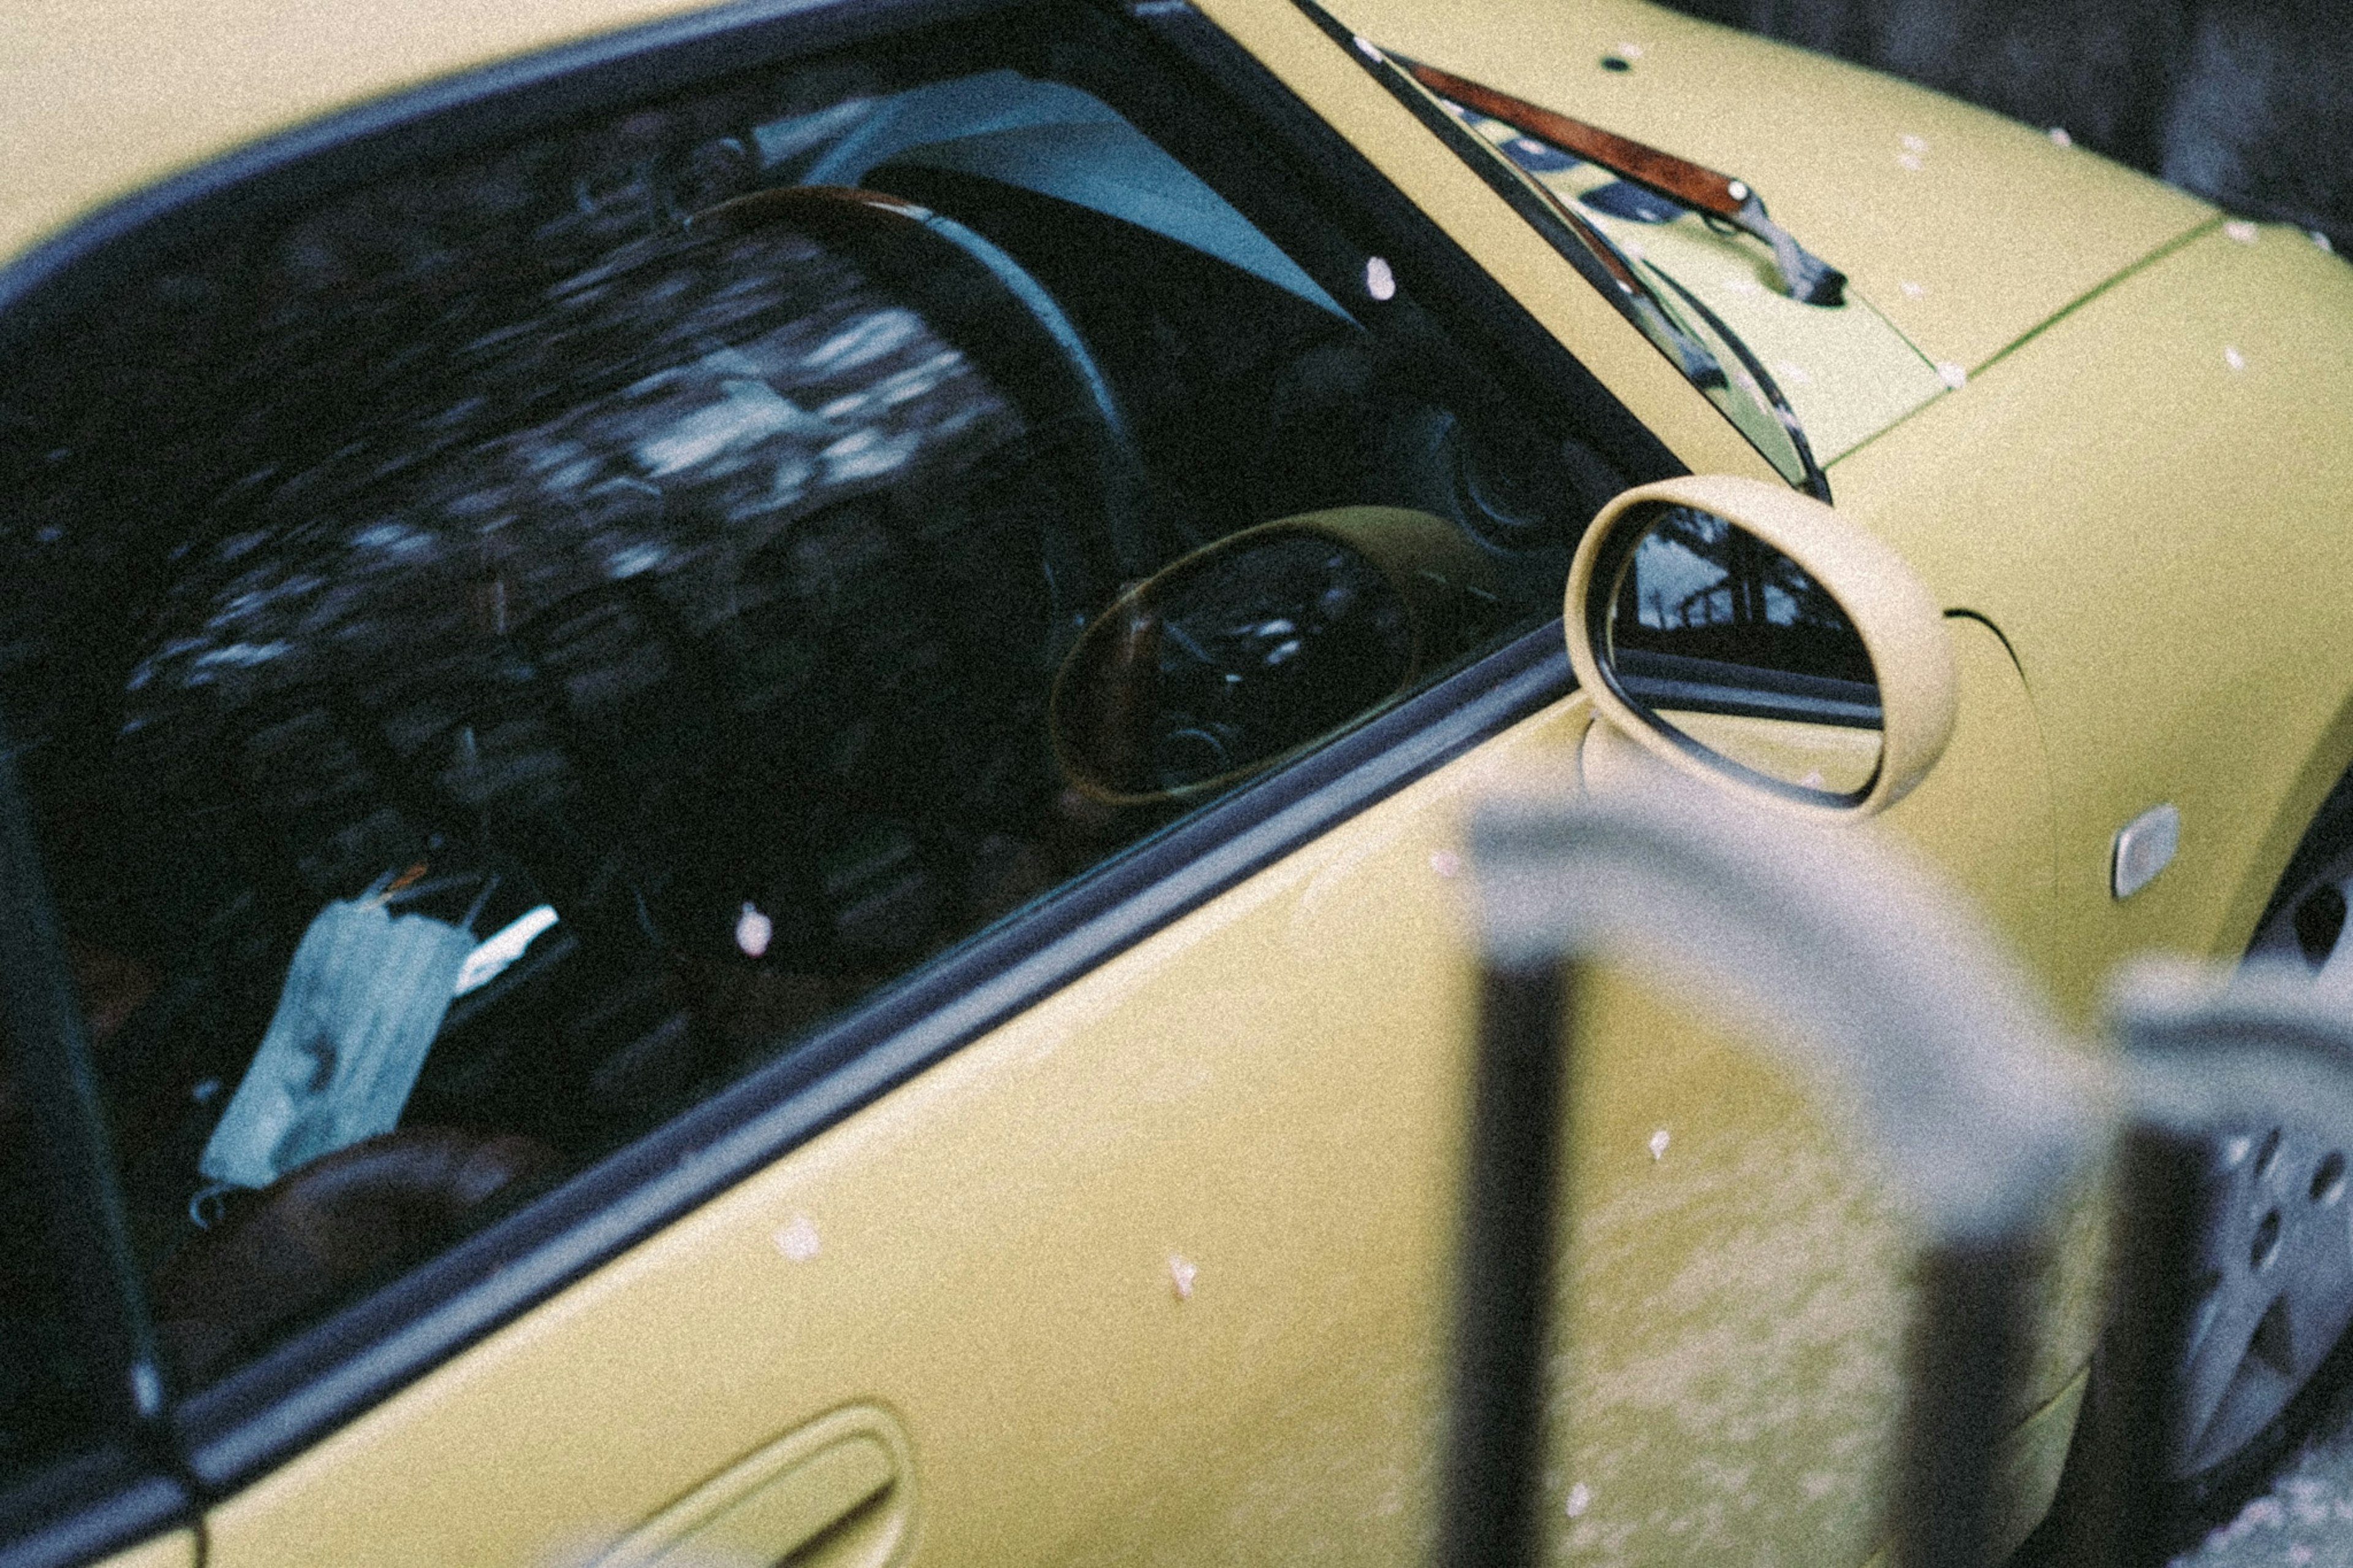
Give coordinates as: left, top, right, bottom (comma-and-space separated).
1655, 0, 2352, 251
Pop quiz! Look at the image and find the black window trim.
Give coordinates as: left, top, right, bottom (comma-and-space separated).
0, 1458, 190, 1568
0, 0, 1697, 1507
0, 736, 191, 1561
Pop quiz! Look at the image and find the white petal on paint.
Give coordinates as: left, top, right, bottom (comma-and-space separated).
1169, 1254, 1199, 1300
1430, 850, 1463, 879
1936, 362, 1968, 390
1900, 133, 1928, 152
1648, 1129, 1671, 1162
1365, 255, 1397, 301
1896, 151, 1924, 172
2048, 126, 2074, 147
774, 1215, 821, 1262
1566, 1482, 1593, 1517
2224, 345, 2247, 371
2224, 219, 2260, 244
1899, 279, 1926, 297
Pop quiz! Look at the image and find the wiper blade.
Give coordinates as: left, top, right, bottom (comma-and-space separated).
1395, 55, 1847, 307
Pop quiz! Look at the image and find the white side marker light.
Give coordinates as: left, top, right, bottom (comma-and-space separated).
2113, 804, 2180, 899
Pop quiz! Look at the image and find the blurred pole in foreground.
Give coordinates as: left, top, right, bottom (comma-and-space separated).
1447, 780, 2094, 1568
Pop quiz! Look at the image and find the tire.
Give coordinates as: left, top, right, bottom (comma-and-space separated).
2172, 773, 2353, 1486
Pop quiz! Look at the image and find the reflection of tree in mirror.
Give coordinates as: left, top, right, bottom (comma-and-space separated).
1615, 507, 1873, 686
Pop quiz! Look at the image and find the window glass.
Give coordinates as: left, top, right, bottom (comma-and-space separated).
0, 1047, 113, 1491
0, 3, 1624, 1387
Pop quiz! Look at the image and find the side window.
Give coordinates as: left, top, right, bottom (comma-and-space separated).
0, 3, 1626, 1392
0, 1061, 109, 1491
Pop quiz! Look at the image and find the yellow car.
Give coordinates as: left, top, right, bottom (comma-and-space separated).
2, 0, 2349, 1564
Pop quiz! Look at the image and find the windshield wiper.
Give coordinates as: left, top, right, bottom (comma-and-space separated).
1646, 264, 1828, 500
1394, 56, 1846, 307
1309, 15, 1826, 494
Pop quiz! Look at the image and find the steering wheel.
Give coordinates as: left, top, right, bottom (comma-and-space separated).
692, 185, 1155, 585
1050, 506, 1503, 809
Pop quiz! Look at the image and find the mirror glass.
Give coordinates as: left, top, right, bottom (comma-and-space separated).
1057, 532, 1414, 803
1604, 505, 1882, 798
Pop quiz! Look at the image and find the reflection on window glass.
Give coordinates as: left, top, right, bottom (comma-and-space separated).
0, 1052, 111, 1493
0, 3, 1610, 1389
1612, 507, 1872, 687
1052, 507, 1502, 805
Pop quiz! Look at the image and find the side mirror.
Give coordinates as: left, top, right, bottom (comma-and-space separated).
1051, 506, 1500, 807
1566, 474, 1957, 816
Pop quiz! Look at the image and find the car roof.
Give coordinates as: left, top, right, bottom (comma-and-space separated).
0, 0, 729, 265
7, 0, 2211, 377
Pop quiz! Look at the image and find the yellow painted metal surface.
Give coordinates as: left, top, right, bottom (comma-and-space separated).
1666, 708, 1882, 795
202, 618, 2069, 1567
1559, 616, 2089, 1563
597, 1404, 914, 1568
1829, 221, 2353, 1023
0, 0, 737, 264
1324, 0, 2212, 374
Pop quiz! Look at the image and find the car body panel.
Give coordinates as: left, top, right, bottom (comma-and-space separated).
0, 0, 740, 263
1563, 183, 1949, 466
1556, 614, 2086, 1565
1324, 0, 2214, 375
1830, 220, 2353, 1023
198, 616, 2066, 1567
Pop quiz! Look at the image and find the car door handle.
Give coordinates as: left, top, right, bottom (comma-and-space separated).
600, 1404, 916, 1567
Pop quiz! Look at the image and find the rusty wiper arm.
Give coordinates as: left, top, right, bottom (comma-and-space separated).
1396, 55, 1846, 307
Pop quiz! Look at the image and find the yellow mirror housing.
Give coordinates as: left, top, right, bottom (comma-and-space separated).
1566, 474, 1958, 817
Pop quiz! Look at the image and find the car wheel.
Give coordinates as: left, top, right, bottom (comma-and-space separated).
2019, 816, 2353, 1562
2127, 798, 2353, 1515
